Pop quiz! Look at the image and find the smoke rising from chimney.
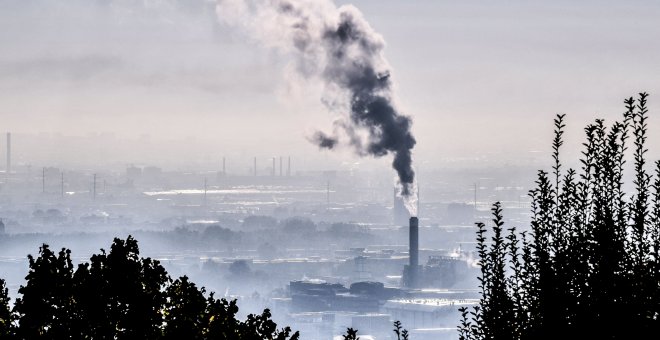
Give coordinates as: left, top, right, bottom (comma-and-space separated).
216, 0, 417, 214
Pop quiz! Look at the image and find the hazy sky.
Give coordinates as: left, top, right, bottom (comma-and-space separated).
1, 0, 659, 170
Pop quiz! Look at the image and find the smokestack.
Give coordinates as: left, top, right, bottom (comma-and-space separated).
409, 216, 419, 287
223, 157, 226, 175
254, 157, 257, 176
6, 133, 10, 174
272, 157, 276, 176
279, 156, 283, 176
287, 156, 291, 176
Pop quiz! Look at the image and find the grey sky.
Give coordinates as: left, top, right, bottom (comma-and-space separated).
1, 0, 659, 170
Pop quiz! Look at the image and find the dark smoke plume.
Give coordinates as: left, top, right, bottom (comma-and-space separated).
310, 131, 338, 149
217, 0, 417, 213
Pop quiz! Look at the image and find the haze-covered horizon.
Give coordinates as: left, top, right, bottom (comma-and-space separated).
2, 0, 659, 172
2, 2, 659, 339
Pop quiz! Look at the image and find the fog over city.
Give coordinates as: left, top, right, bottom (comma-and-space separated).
1, 1, 659, 339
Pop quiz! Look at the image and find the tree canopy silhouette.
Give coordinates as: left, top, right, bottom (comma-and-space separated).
459, 93, 660, 340
0, 236, 299, 340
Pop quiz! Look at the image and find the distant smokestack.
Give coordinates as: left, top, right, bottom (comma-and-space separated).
254, 157, 257, 176
272, 157, 276, 176
223, 157, 226, 175
287, 156, 291, 176
279, 156, 283, 176
6, 132, 10, 174
409, 216, 419, 287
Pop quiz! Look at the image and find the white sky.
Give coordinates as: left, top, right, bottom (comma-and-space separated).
1, 0, 659, 170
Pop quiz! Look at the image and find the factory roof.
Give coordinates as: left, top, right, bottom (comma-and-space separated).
382, 298, 478, 312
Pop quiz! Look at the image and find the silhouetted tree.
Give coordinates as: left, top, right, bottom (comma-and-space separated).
163, 276, 207, 340
71, 236, 170, 340
13, 245, 76, 340
1, 236, 300, 340
342, 328, 359, 340
0, 278, 15, 338
459, 93, 660, 340
393, 320, 410, 340
204, 294, 242, 338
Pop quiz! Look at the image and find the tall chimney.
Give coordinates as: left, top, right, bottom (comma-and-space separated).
409, 216, 419, 287
287, 156, 291, 176
222, 157, 226, 175
254, 157, 257, 176
6, 132, 10, 174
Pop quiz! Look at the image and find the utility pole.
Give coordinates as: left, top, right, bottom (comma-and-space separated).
6, 132, 10, 175
326, 180, 330, 210
204, 177, 208, 206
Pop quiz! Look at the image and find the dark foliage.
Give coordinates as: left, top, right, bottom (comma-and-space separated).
0, 279, 14, 338
342, 327, 359, 340
0, 236, 300, 340
1, 236, 405, 340
393, 320, 410, 340
459, 93, 660, 340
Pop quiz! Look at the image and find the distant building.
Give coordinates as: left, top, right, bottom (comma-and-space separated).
381, 298, 478, 330
126, 165, 142, 180
289, 280, 403, 314
421, 255, 471, 288
143, 166, 162, 178
404, 253, 479, 289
